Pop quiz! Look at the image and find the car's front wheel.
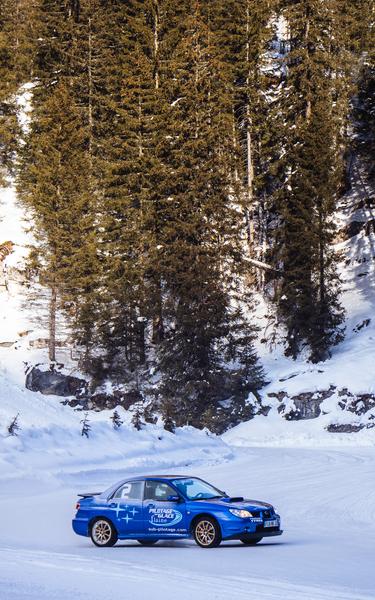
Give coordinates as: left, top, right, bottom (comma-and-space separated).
193, 517, 222, 548
240, 537, 263, 545
137, 539, 158, 546
90, 518, 118, 547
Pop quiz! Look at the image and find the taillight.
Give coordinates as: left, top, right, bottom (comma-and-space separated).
76, 502, 80, 511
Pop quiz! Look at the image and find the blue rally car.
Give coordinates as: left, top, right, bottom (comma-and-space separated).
73, 475, 282, 548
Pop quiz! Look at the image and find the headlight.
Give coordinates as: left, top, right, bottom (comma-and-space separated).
229, 509, 253, 518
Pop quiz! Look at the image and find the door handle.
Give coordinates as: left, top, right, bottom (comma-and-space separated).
109, 503, 117, 508
146, 503, 155, 508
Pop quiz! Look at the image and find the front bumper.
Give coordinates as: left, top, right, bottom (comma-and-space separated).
221, 515, 282, 540
227, 529, 283, 541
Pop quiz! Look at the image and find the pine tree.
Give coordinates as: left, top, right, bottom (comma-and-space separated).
354, 3, 375, 178
80, 412, 91, 437
131, 408, 143, 431
18, 81, 95, 362
212, 0, 275, 279
160, 397, 177, 433
275, 0, 348, 361
95, 0, 190, 379
0, 0, 22, 184
69, 0, 123, 361
357, 53, 375, 179
110, 410, 123, 429
97, 28, 150, 378
18, 1, 102, 362
154, 3, 264, 422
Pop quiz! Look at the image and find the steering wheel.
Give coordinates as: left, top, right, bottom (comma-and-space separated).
193, 492, 205, 499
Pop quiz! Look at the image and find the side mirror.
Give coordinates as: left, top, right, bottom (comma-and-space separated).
167, 495, 181, 503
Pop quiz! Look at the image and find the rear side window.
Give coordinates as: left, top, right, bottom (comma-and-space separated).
144, 480, 176, 501
113, 481, 144, 500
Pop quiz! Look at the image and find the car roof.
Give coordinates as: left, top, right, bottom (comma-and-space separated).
127, 475, 191, 480
101, 475, 203, 498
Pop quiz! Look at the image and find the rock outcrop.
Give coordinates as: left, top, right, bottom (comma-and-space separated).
26, 367, 87, 398
268, 387, 375, 431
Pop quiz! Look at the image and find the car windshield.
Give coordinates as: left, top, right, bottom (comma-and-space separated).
171, 478, 226, 501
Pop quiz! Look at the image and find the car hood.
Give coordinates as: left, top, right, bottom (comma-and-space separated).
192, 497, 273, 511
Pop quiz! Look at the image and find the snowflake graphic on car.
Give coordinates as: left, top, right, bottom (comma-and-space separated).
122, 513, 132, 524
113, 502, 138, 523
122, 506, 139, 523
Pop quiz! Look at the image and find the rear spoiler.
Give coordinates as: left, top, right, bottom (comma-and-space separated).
77, 492, 102, 498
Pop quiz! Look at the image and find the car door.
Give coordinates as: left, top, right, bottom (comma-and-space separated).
108, 480, 144, 537
143, 480, 188, 537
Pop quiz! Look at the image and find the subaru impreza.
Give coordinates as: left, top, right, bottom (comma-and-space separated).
72, 475, 282, 548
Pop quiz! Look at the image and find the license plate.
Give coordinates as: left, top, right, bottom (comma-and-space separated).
264, 519, 278, 528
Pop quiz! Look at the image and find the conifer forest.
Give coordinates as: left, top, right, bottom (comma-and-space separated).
0, 0, 374, 428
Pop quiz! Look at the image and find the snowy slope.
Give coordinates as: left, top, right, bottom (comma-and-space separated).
256, 166, 375, 397
0, 87, 375, 454
229, 158, 375, 445
0, 171, 232, 485
1, 157, 375, 446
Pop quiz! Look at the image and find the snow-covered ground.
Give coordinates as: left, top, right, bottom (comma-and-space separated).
1, 445, 375, 600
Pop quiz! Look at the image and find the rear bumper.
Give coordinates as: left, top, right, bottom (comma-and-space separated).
72, 518, 89, 537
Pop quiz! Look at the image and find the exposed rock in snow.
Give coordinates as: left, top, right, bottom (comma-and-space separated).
67, 389, 144, 412
25, 366, 87, 398
265, 387, 375, 431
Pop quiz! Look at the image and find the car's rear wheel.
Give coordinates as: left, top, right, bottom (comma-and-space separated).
193, 517, 222, 548
137, 539, 158, 546
240, 537, 263, 545
90, 518, 118, 547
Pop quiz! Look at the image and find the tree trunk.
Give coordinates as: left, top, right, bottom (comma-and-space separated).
138, 319, 146, 364
87, 14, 93, 172
49, 285, 57, 362
245, 1, 255, 252
153, 0, 159, 90
152, 280, 165, 344
151, 0, 164, 344
305, 15, 312, 122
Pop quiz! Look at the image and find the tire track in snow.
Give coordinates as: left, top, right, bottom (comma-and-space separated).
0, 546, 373, 600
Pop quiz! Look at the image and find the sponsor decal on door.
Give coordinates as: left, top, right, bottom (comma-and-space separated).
148, 507, 183, 527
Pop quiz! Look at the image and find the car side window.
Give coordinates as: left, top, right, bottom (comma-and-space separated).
113, 480, 144, 501
144, 480, 177, 502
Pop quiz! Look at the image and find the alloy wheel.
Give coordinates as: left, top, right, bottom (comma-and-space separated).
195, 520, 216, 546
92, 520, 113, 545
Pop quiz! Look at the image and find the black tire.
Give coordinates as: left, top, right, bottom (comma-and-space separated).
193, 516, 222, 548
137, 539, 158, 546
90, 518, 118, 547
240, 537, 263, 545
